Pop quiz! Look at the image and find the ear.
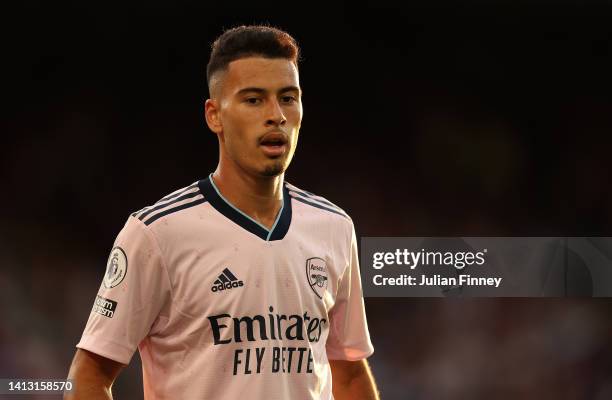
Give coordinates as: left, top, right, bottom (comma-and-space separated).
204, 99, 223, 134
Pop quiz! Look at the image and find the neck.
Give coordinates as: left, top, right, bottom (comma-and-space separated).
211, 164, 284, 230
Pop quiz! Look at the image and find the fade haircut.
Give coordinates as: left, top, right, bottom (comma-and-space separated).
206, 25, 300, 97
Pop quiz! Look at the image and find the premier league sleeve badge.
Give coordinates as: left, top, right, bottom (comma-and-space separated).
104, 247, 128, 288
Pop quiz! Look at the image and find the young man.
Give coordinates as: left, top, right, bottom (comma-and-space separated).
66, 25, 379, 400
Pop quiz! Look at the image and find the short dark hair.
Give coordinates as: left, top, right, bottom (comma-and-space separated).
206, 25, 300, 89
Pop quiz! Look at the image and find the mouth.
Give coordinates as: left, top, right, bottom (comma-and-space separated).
259, 132, 289, 158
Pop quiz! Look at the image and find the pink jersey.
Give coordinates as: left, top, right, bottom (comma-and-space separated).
77, 174, 373, 399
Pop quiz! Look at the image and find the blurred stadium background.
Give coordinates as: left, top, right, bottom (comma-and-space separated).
1, 1, 612, 399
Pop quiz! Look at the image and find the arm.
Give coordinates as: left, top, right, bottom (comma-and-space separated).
68, 218, 170, 398
64, 349, 124, 400
330, 359, 380, 400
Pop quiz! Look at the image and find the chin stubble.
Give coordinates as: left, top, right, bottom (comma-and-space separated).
262, 161, 285, 177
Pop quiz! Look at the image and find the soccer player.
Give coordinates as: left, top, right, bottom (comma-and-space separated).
66, 25, 379, 400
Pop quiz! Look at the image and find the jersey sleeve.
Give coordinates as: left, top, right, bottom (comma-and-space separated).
76, 215, 171, 365
326, 224, 374, 361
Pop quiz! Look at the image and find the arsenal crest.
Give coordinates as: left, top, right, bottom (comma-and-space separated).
306, 257, 328, 299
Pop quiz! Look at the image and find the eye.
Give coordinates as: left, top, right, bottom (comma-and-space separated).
245, 97, 262, 105
281, 95, 297, 104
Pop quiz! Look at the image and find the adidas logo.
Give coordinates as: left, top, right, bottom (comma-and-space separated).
211, 268, 244, 292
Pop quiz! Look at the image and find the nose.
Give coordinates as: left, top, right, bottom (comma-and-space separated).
265, 99, 287, 127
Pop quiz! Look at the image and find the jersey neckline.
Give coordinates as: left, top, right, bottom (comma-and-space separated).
198, 174, 292, 242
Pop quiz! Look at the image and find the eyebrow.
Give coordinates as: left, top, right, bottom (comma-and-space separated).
236, 86, 302, 96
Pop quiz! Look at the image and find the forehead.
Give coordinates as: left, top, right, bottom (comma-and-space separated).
222, 57, 300, 94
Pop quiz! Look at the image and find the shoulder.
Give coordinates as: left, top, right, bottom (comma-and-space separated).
285, 181, 352, 223
130, 181, 207, 226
